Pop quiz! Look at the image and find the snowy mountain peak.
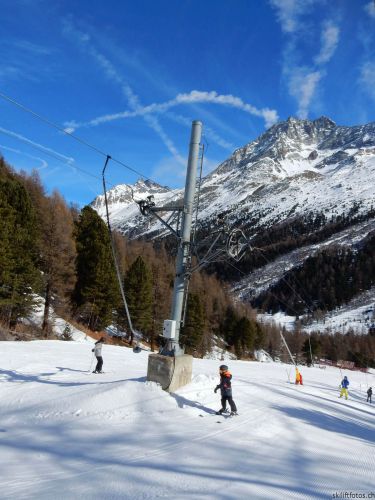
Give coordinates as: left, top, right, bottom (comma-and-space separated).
91, 116, 375, 242
91, 178, 171, 211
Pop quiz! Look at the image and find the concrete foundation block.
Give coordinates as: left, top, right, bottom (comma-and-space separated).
147, 353, 193, 392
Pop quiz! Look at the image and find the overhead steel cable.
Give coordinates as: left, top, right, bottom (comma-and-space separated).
261, 231, 317, 315
256, 247, 316, 316
0, 126, 108, 184
224, 258, 307, 320
102, 155, 137, 345
0, 90, 173, 189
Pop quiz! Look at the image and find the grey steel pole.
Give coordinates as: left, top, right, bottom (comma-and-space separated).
308, 333, 314, 366
280, 330, 296, 366
170, 120, 202, 355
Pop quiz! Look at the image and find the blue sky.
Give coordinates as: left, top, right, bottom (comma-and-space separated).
0, 0, 374, 206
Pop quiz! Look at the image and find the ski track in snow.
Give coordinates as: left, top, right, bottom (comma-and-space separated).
0, 340, 374, 499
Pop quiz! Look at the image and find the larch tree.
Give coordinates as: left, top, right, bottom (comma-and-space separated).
40, 191, 77, 335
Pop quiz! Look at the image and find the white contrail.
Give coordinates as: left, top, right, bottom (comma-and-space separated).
164, 111, 234, 151
64, 90, 279, 133
62, 20, 185, 166
0, 144, 48, 169
0, 126, 74, 164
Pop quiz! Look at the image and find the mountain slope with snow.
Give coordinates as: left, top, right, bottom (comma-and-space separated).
91, 117, 375, 330
0, 340, 374, 499
92, 117, 375, 236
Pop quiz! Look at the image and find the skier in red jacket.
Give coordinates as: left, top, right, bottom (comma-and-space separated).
214, 365, 238, 416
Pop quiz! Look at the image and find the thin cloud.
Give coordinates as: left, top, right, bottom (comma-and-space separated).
364, 1, 375, 19
276, 12, 339, 118
11, 40, 52, 55
0, 66, 22, 83
314, 21, 340, 65
289, 69, 322, 119
269, 0, 317, 33
164, 111, 234, 151
360, 61, 375, 101
151, 156, 187, 187
271, 0, 340, 119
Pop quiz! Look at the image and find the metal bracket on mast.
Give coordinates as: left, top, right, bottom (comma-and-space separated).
135, 195, 183, 239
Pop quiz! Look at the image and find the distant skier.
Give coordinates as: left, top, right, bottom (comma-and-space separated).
133, 342, 142, 353
367, 387, 372, 403
214, 364, 238, 416
92, 337, 105, 373
339, 375, 349, 400
295, 367, 303, 385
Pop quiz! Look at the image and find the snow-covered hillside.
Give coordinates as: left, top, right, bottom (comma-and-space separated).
90, 116, 375, 333
92, 117, 375, 237
1, 340, 374, 499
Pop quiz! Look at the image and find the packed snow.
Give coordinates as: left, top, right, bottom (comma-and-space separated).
0, 339, 374, 499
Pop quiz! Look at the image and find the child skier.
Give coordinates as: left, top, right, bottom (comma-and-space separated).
295, 367, 303, 385
214, 364, 238, 416
92, 337, 105, 373
367, 387, 372, 403
339, 375, 349, 400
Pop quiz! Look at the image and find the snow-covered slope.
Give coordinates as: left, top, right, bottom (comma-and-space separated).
233, 218, 375, 301
0, 341, 374, 499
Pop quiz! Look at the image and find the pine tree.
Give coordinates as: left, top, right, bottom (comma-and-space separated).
0, 159, 40, 326
73, 206, 119, 330
220, 306, 238, 346
180, 293, 205, 355
234, 316, 256, 358
123, 256, 153, 336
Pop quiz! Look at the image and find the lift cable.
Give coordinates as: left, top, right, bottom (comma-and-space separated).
0, 90, 174, 190
102, 155, 137, 344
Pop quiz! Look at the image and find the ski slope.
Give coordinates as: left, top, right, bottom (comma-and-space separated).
0, 340, 374, 499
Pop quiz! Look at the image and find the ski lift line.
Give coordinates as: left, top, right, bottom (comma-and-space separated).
223, 258, 309, 320
0, 126, 107, 183
0, 90, 174, 191
279, 329, 296, 366
102, 156, 136, 342
257, 242, 314, 312
256, 248, 316, 316
261, 232, 317, 315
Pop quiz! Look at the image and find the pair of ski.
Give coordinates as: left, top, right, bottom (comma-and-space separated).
199, 411, 239, 423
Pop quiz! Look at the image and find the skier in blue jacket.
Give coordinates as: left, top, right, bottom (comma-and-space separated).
214, 365, 238, 416
367, 387, 372, 403
339, 376, 349, 400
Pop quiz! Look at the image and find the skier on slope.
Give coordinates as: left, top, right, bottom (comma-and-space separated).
295, 367, 303, 385
339, 375, 349, 400
367, 387, 372, 403
214, 364, 238, 416
92, 337, 105, 373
